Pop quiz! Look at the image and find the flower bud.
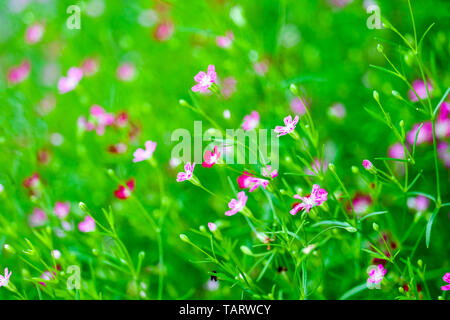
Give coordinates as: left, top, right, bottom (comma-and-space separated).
377, 44, 384, 53
328, 163, 336, 172
240, 245, 253, 255
351, 166, 359, 174
179, 234, 190, 243
373, 90, 380, 102
289, 84, 299, 96
373, 222, 379, 232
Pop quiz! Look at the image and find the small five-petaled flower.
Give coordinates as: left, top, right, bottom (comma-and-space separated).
367, 264, 387, 284
0, 268, 12, 287
133, 140, 157, 163
225, 191, 248, 216
274, 115, 299, 137
290, 184, 328, 215
177, 162, 196, 182
191, 65, 217, 93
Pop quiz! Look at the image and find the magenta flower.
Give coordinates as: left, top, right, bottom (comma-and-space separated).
78, 216, 96, 233
7, 60, 31, 84
225, 191, 248, 216
117, 62, 136, 81
367, 264, 387, 284
408, 80, 433, 102
191, 65, 217, 93
90, 105, 115, 135
58, 67, 83, 94
237, 171, 269, 192
208, 222, 217, 232
25, 22, 44, 44
29, 208, 48, 227
81, 57, 99, 76
39, 270, 56, 286
406, 122, 433, 145
221, 76, 237, 99
441, 273, 450, 291
133, 140, 157, 163
407, 195, 430, 212
274, 115, 299, 137
290, 97, 307, 115
388, 142, 406, 159
241, 111, 260, 131
202, 146, 221, 168
305, 158, 328, 176
350, 194, 372, 214
177, 162, 196, 182
262, 165, 278, 179
114, 179, 135, 200
328, 103, 346, 119
153, 20, 174, 42
54, 202, 70, 219
362, 160, 373, 170
290, 184, 328, 215
216, 31, 234, 48
0, 268, 12, 287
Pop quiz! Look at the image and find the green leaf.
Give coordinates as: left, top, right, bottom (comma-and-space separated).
339, 283, 368, 300
359, 211, 388, 222
375, 157, 409, 163
412, 123, 424, 158
426, 207, 440, 248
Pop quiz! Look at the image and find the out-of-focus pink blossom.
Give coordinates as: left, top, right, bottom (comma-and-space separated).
54, 202, 70, 219
262, 166, 278, 179
216, 31, 234, 48
328, 103, 346, 119
388, 142, 406, 159
78, 216, 96, 233
89, 105, 115, 135
208, 222, 217, 232
362, 160, 373, 170
406, 122, 433, 145
253, 59, 269, 76
58, 67, 83, 94
29, 208, 48, 227
221, 77, 237, 99
350, 194, 372, 215
117, 62, 136, 82
241, 111, 259, 131
437, 142, 450, 168
25, 22, 44, 44
153, 20, 174, 41
290, 97, 308, 115
7, 60, 31, 84
305, 158, 328, 176
81, 57, 99, 76
0, 268, 12, 287
408, 80, 433, 102
328, 0, 353, 8
407, 195, 429, 212
133, 140, 157, 163
108, 142, 128, 154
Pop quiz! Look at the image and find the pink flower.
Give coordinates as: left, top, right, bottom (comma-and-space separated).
216, 31, 234, 48
78, 216, 96, 233
153, 20, 174, 42
367, 264, 387, 284
208, 222, 217, 232
25, 22, 44, 44
39, 270, 56, 286
0, 268, 12, 287
328, 103, 346, 119
290, 184, 328, 215
54, 202, 70, 219
274, 115, 299, 137
108, 142, 128, 154
115, 111, 129, 127
114, 179, 135, 199
81, 57, 99, 76
191, 65, 217, 93
237, 171, 269, 192
133, 140, 157, 163
441, 273, 450, 291
253, 59, 269, 76
241, 111, 260, 131
221, 76, 237, 99
362, 160, 373, 170
176, 162, 196, 182
305, 158, 328, 176
350, 194, 372, 214
328, 0, 353, 8
29, 208, 48, 227
90, 105, 115, 135
406, 122, 433, 145
437, 142, 450, 168
202, 145, 221, 168
58, 67, 83, 94
388, 142, 406, 159
262, 166, 278, 179
117, 62, 136, 81
23, 173, 40, 189
225, 191, 248, 216
7, 60, 31, 84
408, 80, 433, 102
290, 97, 308, 115
407, 195, 430, 212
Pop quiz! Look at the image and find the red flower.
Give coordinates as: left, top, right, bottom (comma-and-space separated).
114, 179, 135, 199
